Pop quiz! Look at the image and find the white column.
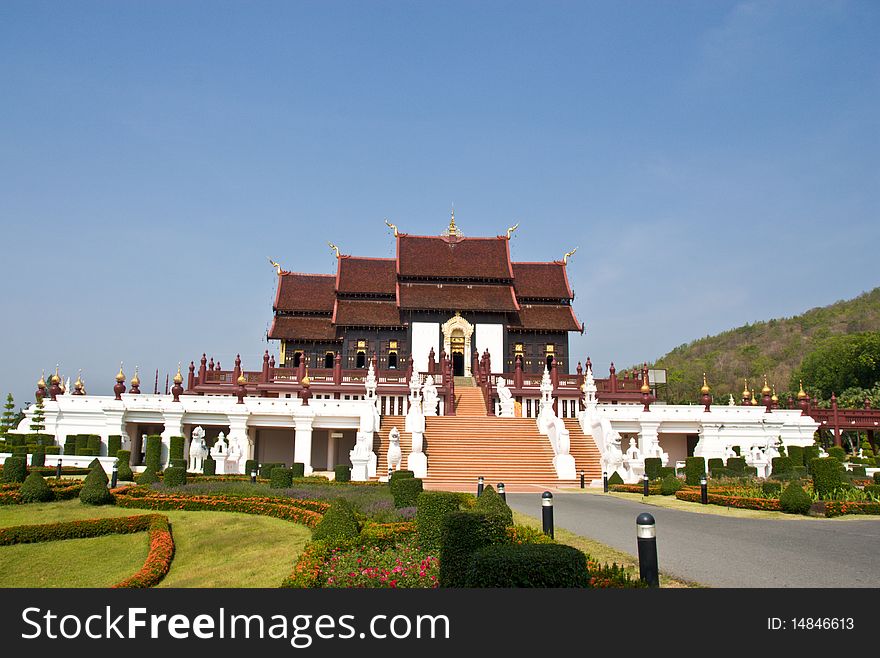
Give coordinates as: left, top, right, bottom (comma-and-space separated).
227, 411, 249, 474
161, 410, 185, 469
327, 432, 339, 470
638, 420, 660, 455
102, 406, 129, 453
293, 407, 316, 475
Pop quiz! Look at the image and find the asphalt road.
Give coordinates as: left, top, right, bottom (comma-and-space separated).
507, 492, 880, 588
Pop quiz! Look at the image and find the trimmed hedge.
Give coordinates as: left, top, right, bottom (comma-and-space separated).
684, 456, 706, 485
464, 543, 590, 588
779, 482, 812, 515
312, 498, 361, 543
644, 458, 662, 480
108, 435, 122, 459
707, 458, 724, 472
787, 445, 804, 467
137, 468, 161, 485
202, 457, 216, 476
80, 463, 114, 505
333, 464, 351, 483
245, 459, 258, 476
849, 465, 867, 478
874, 472, 880, 484
169, 458, 186, 470
772, 457, 793, 475
391, 476, 423, 508
726, 457, 746, 474
416, 491, 465, 550
659, 466, 676, 479
87, 435, 101, 453
117, 451, 134, 481
762, 481, 783, 495
389, 470, 414, 484
291, 462, 305, 478
163, 467, 187, 487
270, 467, 294, 489
30, 446, 45, 468
19, 472, 53, 503
803, 446, 820, 471
260, 462, 284, 478
660, 474, 683, 495
439, 510, 508, 588
473, 485, 513, 526
2, 456, 27, 483
169, 436, 185, 461
811, 458, 846, 499
145, 435, 162, 474
828, 446, 847, 462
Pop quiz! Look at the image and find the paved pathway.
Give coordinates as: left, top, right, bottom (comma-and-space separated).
507, 492, 880, 587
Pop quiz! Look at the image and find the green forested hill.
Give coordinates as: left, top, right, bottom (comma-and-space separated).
650, 287, 880, 404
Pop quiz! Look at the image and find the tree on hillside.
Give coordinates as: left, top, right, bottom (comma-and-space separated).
0, 394, 16, 434
793, 332, 880, 399
29, 396, 46, 432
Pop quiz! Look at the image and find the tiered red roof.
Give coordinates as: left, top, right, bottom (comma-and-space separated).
336, 257, 397, 295
274, 273, 336, 312
398, 282, 519, 312
333, 300, 402, 327
268, 316, 338, 341
397, 235, 513, 279
512, 305, 583, 332
512, 262, 573, 299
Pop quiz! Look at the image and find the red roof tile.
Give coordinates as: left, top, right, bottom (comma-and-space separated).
397, 235, 513, 279
333, 300, 403, 327
336, 257, 397, 295
274, 273, 336, 312
513, 305, 583, 332
268, 316, 338, 341
512, 262, 573, 299
398, 283, 519, 311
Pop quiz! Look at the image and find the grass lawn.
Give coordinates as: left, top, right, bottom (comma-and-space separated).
0, 501, 312, 588
512, 510, 698, 588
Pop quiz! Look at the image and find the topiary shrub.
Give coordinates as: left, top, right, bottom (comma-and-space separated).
772, 457, 793, 475
116, 450, 134, 481
75, 447, 99, 456
136, 468, 160, 485
30, 446, 46, 468
762, 481, 783, 495
707, 458, 724, 472
44, 446, 60, 455
439, 511, 508, 588
145, 435, 162, 474
388, 469, 414, 485
333, 464, 351, 482
787, 445, 804, 467
849, 465, 867, 478
644, 458, 662, 480
779, 482, 812, 515
811, 457, 846, 499
270, 467, 294, 489
169, 436, 185, 461
684, 457, 706, 486
874, 472, 880, 484
260, 462, 283, 478
416, 491, 465, 549
169, 458, 186, 470
75, 434, 89, 453
312, 498, 361, 543
80, 463, 113, 505
606, 471, 624, 486
20, 471, 53, 503
2, 456, 27, 483
658, 466, 676, 479
202, 457, 216, 476
659, 474, 683, 495
291, 462, 305, 478
86, 435, 101, 454
726, 457, 746, 474
710, 466, 731, 479
391, 477, 423, 508
828, 446, 847, 462
108, 435, 122, 458
464, 543, 590, 588
245, 459, 258, 476
163, 466, 187, 487
473, 484, 514, 526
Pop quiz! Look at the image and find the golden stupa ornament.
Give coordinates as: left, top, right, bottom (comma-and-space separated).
131, 366, 140, 387
50, 365, 60, 385
116, 363, 125, 383
640, 373, 651, 394
74, 371, 84, 391
301, 367, 311, 388
384, 218, 399, 237
797, 380, 807, 400
237, 372, 247, 386
771, 387, 779, 403
37, 370, 46, 389
742, 379, 750, 398
442, 207, 462, 238
750, 390, 758, 405
700, 373, 710, 395
761, 375, 771, 395
173, 363, 183, 385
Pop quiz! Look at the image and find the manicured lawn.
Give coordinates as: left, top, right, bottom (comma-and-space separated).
0, 533, 149, 587
0, 501, 312, 588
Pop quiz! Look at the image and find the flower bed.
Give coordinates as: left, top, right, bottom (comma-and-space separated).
113, 486, 328, 527
610, 484, 662, 495
822, 501, 880, 518
675, 489, 782, 511
0, 479, 84, 505
0, 513, 174, 588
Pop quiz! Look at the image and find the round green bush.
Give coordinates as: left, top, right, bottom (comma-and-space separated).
333, 464, 351, 482
20, 471, 53, 503
416, 491, 465, 549
659, 474, 683, 495
270, 467, 294, 489
202, 457, 216, 476
116, 451, 134, 481
391, 476, 423, 508
464, 543, 590, 588
439, 511, 508, 588
136, 468, 161, 485
779, 482, 812, 515
473, 485, 514, 526
2, 456, 27, 483
163, 466, 187, 487
312, 498, 361, 543
80, 464, 113, 505
827, 446, 847, 462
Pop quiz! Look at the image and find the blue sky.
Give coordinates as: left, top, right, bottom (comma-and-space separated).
1, 1, 878, 408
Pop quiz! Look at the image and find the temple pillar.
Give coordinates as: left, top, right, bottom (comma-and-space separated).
638, 420, 661, 456
227, 411, 249, 474
293, 407, 316, 475
160, 409, 185, 469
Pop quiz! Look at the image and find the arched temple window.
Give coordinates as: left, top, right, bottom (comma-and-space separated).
356, 351, 366, 368
324, 352, 334, 369
292, 351, 303, 368
545, 344, 555, 370
388, 351, 398, 369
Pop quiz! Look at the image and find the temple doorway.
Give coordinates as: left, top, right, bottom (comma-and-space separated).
452, 352, 464, 376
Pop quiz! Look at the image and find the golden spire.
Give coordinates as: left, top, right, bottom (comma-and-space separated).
563, 247, 578, 264
506, 223, 519, 239
640, 373, 651, 394
301, 366, 311, 388
742, 378, 750, 398
268, 257, 282, 275
74, 370, 83, 390
700, 373, 710, 395
131, 366, 140, 387
797, 380, 807, 400
50, 365, 60, 385
771, 386, 778, 403
237, 372, 247, 386
442, 206, 462, 237
173, 363, 183, 385
384, 218, 399, 237
327, 242, 341, 259
37, 370, 46, 389
750, 390, 758, 405
116, 362, 125, 383
761, 375, 771, 395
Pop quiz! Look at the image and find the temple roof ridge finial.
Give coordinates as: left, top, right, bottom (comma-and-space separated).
384, 218, 399, 237
327, 242, 341, 259
443, 204, 462, 238
563, 247, 578, 264
268, 257, 282, 275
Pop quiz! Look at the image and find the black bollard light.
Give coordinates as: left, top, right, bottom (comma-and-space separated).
700, 476, 708, 505
497, 482, 506, 502
541, 491, 554, 538
55, 460, 62, 479
579, 469, 585, 489
111, 463, 118, 489
636, 512, 659, 587
250, 469, 257, 484
603, 470, 608, 493
477, 476, 484, 497
642, 473, 650, 497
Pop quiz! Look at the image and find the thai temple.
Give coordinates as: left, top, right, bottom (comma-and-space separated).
5, 214, 821, 490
